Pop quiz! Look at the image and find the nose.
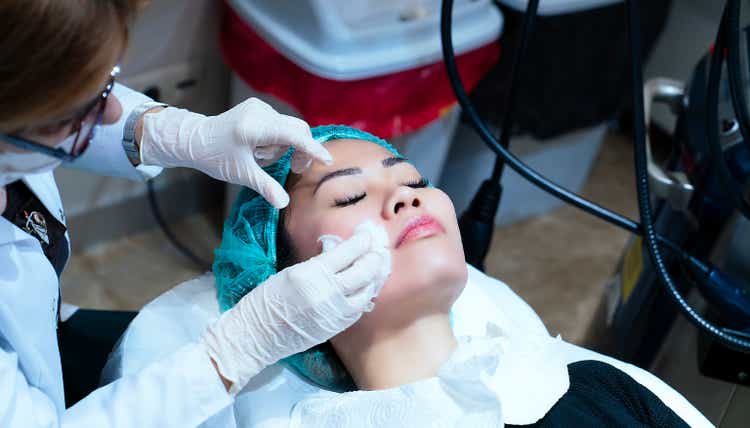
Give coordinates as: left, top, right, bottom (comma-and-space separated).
101, 94, 123, 125
384, 186, 421, 219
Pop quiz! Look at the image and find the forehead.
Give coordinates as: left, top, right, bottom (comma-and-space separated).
297, 138, 397, 179
323, 138, 395, 163
286, 138, 404, 195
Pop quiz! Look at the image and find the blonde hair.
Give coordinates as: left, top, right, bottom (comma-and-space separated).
0, 0, 149, 133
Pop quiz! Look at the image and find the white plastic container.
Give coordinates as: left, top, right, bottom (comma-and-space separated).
440, 124, 606, 226
224, 1, 501, 215
227, 0, 502, 81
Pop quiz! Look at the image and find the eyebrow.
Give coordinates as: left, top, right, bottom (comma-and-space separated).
382, 156, 407, 167
313, 168, 362, 194
312, 156, 409, 194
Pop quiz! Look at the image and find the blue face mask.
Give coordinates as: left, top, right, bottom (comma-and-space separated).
0, 130, 80, 186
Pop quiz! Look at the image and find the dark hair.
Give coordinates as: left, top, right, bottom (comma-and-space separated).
275, 207, 298, 271
274, 177, 357, 392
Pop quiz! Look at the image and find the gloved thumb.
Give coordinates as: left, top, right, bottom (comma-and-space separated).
247, 165, 290, 209
345, 278, 385, 313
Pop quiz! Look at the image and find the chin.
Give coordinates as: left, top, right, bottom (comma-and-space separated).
386, 236, 467, 304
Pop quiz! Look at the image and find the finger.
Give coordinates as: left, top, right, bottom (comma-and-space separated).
276, 116, 333, 165
318, 234, 343, 252
254, 145, 288, 161
335, 251, 389, 295
345, 279, 384, 313
290, 151, 313, 173
256, 157, 276, 167
315, 231, 372, 273
255, 145, 290, 167
246, 165, 290, 208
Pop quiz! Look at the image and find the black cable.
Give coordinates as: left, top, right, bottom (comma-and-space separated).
726, 0, 750, 154
146, 180, 211, 271
440, 0, 708, 275
441, 0, 747, 350
628, 0, 750, 351
490, 0, 540, 183
718, 0, 750, 219
456, 0, 540, 270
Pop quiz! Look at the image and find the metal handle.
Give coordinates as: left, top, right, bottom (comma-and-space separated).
643, 78, 694, 211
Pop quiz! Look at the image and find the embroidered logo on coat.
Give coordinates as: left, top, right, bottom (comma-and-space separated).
23, 210, 49, 245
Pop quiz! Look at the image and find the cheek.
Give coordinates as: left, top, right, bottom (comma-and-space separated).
291, 203, 383, 260
375, 191, 467, 305
318, 202, 386, 240
102, 95, 123, 125
18, 129, 72, 149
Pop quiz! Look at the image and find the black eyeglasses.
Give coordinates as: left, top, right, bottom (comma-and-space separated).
0, 65, 120, 162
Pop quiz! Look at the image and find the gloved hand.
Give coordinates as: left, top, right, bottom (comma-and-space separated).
139, 98, 332, 208
202, 221, 391, 394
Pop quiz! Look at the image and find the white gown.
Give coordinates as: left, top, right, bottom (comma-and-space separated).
103, 266, 712, 427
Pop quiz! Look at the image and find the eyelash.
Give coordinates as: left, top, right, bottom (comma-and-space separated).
333, 177, 428, 207
405, 177, 429, 189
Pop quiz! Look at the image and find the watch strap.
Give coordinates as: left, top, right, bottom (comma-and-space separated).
122, 101, 167, 165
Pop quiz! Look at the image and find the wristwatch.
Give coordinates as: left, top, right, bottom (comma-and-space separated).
122, 101, 167, 166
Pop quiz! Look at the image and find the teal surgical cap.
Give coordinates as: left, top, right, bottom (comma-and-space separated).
213, 125, 402, 392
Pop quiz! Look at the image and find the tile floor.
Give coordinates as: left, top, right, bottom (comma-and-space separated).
484, 131, 638, 344
60, 214, 219, 311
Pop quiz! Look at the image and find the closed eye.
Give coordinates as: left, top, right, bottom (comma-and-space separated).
332, 177, 426, 207
333, 193, 366, 207
405, 177, 428, 188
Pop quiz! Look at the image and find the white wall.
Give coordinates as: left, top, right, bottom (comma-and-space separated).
55, 0, 229, 219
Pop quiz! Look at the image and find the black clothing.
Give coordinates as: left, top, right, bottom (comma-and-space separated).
58, 309, 137, 407
509, 360, 689, 427
2, 180, 69, 277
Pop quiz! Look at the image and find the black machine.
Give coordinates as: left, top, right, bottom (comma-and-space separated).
598, 41, 750, 383
441, 0, 750, 387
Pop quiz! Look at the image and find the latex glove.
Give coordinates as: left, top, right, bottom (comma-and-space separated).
202, 221, 391, 394
139, 98, 332, 208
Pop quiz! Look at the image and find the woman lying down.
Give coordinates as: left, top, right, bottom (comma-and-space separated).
104, 126, 711, 427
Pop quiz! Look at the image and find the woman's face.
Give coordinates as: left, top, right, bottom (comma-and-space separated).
284, 138, 467, 330
1, 54, 123, 153
9, 82, 123, 151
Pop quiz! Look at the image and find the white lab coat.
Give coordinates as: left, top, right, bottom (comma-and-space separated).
0, 84, 232, 427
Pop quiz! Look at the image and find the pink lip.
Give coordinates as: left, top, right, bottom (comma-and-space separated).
396, 215, 445, 248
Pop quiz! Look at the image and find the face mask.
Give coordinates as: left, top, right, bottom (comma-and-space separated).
0, 125, 89, 187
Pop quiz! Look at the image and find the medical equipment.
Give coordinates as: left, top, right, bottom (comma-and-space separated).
453, 0, 538, 271
440, 0, 750, 361
593, 3, 750, 383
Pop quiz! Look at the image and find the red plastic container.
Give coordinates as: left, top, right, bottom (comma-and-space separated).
220, 4, 500, 139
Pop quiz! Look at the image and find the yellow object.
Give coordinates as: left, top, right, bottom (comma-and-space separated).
621, 237, 644, 303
